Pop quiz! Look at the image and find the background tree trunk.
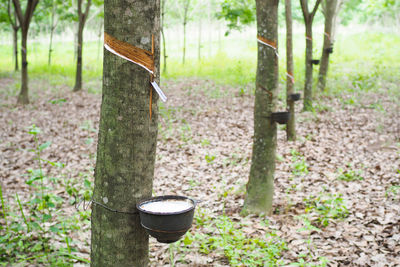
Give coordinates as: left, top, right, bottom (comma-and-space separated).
8, 0, 20, 71
12, 26, 19, 71
285, 0, 295, 141
198, 18, 201, 62
242, 0, 279, 215
182, 0, 190, 65
300, 0, 321, 111
304, 23, 313, 111
18, 31, 29, 104
12, 0, 39, 105
318, 0, 342, 91
73, 0, 91, 92
48, 0, 57, 66
90, 0, 160, 266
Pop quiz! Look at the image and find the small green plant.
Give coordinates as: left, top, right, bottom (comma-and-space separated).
193, 214, 287, 266
336, 167, 364, 181
304, 193, 349, 227
386, 185, 400, 200
200, 138, 210, 146
291, 149, 308, 176
205, 154, 216, 164
0, 125, 89, 265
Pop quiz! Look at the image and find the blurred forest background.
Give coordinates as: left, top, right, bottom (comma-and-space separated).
0, 0, 399, 266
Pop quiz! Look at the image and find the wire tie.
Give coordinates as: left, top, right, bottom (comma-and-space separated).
286, 72, 295, 84
257, 35, 279, 58
104, 32, 167, 103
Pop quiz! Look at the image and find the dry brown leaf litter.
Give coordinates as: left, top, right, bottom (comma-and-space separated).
0, 77, 399, 266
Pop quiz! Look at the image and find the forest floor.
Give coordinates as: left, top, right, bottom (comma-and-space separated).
1, 77, 400, 266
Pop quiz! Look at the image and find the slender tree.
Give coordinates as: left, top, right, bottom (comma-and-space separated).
300, 0, 321, 111
176, 0, 191, 65
12, 0, 40, 104
317, 0, 342, 91
73, 0, 91, 92
7, 0, 20, 71
91, 0, 160, 265
242, 0, 279, 215
285, 0, 296, 140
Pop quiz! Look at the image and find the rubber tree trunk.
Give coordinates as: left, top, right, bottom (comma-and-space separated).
12, 0, 39, 104
285, 0, 295, 141
18, 31, 29, 104
90, 0, 160, 266
181, 0, 190, 65
303, 23, 313, 111
182, 21, 187, 65
242, 0, 279, 215
318, 0, 340, 91
198, 18, 201, 62
73, 24, 84, 91
300, 0, 321, 111
73, 0, 91, 92
12, 26, 19, 71
48, 26, 55, 65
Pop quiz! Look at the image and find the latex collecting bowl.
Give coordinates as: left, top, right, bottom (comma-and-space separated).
136, 195, 196, 243
289, 93, 301, 101
271, 111, 291, 124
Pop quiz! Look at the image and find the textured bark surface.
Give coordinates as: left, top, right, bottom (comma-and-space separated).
318, 0, 341, 91
90, 0, 160, 266
12, 26, 19, 71
300, 0, 321, 111
285, 0, 295, 141
8, 0, 20, 71
242, 0, 279, 215
304, 23, 313, 111
12, 0, 39, 104
182, 0, 190, 65
73, 0, 91, 92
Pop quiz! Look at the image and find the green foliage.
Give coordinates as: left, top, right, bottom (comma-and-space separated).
336, 166, 364, 181
304, 193, 349, 227
291, 149, 309, 176
205, 154, 216, 164
187, 213, 287, 266
216, 0, 256, 35
0, 125, 91, 265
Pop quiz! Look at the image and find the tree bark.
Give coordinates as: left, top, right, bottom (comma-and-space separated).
12, 26, 19, 71
304, 23, 313, 111
182, 0, 190, 65
8, 0, 20, 71
18, 31, 29, 104
182, 20, 187, 65
48, 0, 57, 66
285, 0, 295, 141
90, 0, 160, 266
242, 0, 279, 215
198, 18, 201, 62
12, 0, 39, 105
73, 0, 91, 92
300, 0, 321, 111
318, 0, 341, 91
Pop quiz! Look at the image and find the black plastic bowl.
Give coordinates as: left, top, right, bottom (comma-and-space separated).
136, 195, 196, 243
289, 93, 301, 102
271, 111, 291, 124
311, 59, 320, 65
